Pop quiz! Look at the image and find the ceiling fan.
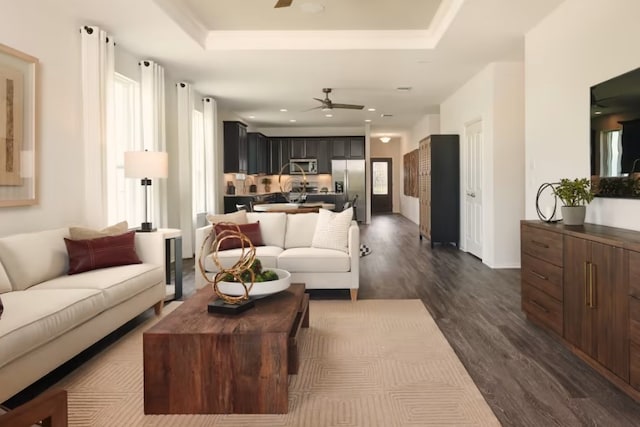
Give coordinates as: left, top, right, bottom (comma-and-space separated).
274, 0, 293, 8
308, 88, 365, 111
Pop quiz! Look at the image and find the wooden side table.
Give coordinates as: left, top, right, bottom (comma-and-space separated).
135, 228, 183, 300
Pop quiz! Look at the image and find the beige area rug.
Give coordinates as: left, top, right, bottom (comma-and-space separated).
53, 300, 499, 426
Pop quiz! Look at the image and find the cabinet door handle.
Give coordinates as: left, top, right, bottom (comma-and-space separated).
589, 263, 596, 309
531, 270, 548, 281
530, 299, 550, 313
584, 262, 590, 307
531, 240, 549, 249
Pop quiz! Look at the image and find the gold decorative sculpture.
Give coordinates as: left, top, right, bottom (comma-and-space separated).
198, 222, 256, 304
278, 162, 308, 201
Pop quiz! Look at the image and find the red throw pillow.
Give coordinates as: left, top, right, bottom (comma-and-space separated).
214, 222, 264, 251
64, 231, 142, 275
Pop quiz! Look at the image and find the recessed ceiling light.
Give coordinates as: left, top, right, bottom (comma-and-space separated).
249, 115, 255, 119
380, 113, 393, 118
367, 108, 376, 112
364, 119, 372, 123
396, 87, 412, 92
289, 119, 297, 123
594, 111, 602, 115
280, 108, 288, 112
325, 114, 333, 118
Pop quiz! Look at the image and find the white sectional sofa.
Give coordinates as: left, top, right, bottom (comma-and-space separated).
0, 227, 166, 403
195, 211, 360, 300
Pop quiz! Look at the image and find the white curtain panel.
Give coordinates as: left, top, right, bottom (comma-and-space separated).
80, 25, 114, 228
176, 82, 193, 257
140, 60, 167, 228
202, 97, 218, 214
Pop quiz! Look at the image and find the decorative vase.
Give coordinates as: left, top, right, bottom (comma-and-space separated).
561, 206, 586, 226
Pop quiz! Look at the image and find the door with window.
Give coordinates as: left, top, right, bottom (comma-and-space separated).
371, 158, 392, 213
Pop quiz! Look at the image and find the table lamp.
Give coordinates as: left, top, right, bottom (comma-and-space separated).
124, 150, 168, 232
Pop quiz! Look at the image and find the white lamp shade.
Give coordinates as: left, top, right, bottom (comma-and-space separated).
124, 151, 168, 179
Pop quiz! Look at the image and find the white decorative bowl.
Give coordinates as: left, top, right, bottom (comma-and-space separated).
217, 268, 291, 297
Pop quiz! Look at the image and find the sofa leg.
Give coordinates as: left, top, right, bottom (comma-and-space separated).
350, 289, 358, 302
154, 301, 164, 316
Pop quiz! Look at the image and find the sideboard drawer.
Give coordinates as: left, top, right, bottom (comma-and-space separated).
521, 253, 563, 301
522, 282, 563, 336
521, 224, 563, 267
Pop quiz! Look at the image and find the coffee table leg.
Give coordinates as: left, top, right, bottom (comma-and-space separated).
302, 293, 310, 328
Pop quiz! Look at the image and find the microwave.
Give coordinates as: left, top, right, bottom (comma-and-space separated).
290, 158, 318, 174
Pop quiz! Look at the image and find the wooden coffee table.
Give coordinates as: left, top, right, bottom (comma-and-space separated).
143, 283, 309, 414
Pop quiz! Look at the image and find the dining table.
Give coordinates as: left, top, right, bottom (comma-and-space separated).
252, 202, 335, 212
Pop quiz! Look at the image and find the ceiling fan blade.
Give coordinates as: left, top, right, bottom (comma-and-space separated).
331, 103, 364, 110
274, 0, 293, 8
313, 98, 325, 103
303, 106, 323, 112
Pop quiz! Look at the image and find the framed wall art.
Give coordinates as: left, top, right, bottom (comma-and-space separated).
0, 43, 38, 207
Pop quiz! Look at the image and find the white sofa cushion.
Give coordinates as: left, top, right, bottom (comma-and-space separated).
247, 212, 286, 247
204, 246, 283, 273
284, 213, 318, 249
311, 208, 353, 253
0, 288, 105, 369
277, 248, 351, 273
0, 228, 70, 291
30, 264, 163, 309
0, 262, 11, 294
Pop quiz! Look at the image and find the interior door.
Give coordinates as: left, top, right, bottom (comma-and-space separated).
371, 158, 392, 213
464, 120, 483, 258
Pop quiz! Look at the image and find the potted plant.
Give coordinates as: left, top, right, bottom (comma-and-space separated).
552, 178, 594, 225
261, 177, 272, 192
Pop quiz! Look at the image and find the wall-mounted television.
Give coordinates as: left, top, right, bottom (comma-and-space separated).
590, 67, 640, 198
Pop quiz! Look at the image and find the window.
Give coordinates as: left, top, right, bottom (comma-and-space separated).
107, 73, 143, 225
192, 109, 206, 214
372, 161, 388, 195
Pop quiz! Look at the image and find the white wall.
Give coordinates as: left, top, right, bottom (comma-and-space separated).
440, 62, 524, 268
0, 1, 84, 236
525, 0, 640, 230
402, 115, 439, 224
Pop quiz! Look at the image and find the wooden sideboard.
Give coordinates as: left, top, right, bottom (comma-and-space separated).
521, 220, 640, 399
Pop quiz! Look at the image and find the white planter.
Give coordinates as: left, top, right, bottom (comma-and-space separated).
561, 206, 586, 226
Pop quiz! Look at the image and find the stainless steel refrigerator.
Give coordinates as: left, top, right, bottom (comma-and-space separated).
331, 159, 366, 222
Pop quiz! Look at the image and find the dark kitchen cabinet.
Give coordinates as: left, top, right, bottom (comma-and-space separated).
248, 132, 268, 174
331, 137, 365, 159
290, 138, 318, 159
268, 138, 290, 174
316, 139, 330, 173
349, 137, 365, 159
223, 121, 248, 173
290, 138, 306, 158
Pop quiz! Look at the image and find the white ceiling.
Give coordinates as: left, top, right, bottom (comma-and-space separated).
63, 0, 564, 135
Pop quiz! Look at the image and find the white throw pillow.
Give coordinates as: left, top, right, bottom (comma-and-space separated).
284, 213, 318, 248
311, 208, 353, 253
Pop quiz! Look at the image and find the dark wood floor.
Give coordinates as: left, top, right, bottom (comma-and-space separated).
7, 213, 640, 426
359, 214, 640, 427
